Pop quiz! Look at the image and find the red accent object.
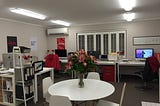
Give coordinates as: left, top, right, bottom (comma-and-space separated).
57, 38, 65, 50
102, 66, 115, 82
148, 56, 160, 73
45, 54, 61, 70
154, 53, 160, 63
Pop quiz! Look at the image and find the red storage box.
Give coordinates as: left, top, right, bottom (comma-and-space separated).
102, 66, 115, 82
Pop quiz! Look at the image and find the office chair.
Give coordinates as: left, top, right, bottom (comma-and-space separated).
87, 72, 100, 80
96, 82, 126, 106
42, 77, 53, 106
136, 56, 160, 90
49, 95, 72, 106
45, 53, 62, 78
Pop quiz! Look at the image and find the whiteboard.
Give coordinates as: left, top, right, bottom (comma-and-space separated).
133, 36, 160, 45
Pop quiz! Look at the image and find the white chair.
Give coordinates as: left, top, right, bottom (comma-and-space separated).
43, 77, 53, 105
96, 82, 126, 106
49, 95, 72, 106
87, 72, 100, 80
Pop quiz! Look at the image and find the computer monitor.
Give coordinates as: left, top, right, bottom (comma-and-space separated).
87, 51, 100, 59
135, 48, 154, 59
32, 61, 43, 73
55, 49, 67, 57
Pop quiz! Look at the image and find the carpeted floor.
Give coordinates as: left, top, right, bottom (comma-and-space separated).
18, 73, 159, 106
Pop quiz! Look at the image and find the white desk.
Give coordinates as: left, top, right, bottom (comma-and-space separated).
60, 59, 145, 82
142, 101, 160, 106
60, 59, 116, 65
34, 67, 54, 103
96, 60, 115, 65
48, 79, 115, 101
118, 61, 145, 66
117, 61, 145, 82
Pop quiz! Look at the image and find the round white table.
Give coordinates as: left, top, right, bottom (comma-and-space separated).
48, 79, 115, 101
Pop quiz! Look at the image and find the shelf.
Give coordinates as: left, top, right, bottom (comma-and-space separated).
13, 47, 35, 106
0, 73, 15, 106
3, 89, 13, 92
1, 102, 14, 106
0, 74, 14, 78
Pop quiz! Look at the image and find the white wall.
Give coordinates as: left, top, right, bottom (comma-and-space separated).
0, 19, 47, 61
0, 18, 159, 61
47, 20, 160, 59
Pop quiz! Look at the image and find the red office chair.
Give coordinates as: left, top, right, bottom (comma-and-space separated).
45, 53, 61, 70
136, 56, 160, 90
45, 53, 62, 77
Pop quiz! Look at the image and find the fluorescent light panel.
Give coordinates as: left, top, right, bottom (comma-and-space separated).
119, 0, 136, 11
9, 8, 46, 20
123, 13, 135, 21
50, 20, 70, 26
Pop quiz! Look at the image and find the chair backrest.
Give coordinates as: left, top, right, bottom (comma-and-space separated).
87, 72, 100, 80
43, 77, 53, 99
119, 83, 126, 106
45, 53, 61, 70
49, 95, 72, 106
143, 56, 160, 82
147, 56, 160, 73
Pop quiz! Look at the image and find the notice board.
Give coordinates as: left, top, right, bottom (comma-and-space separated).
133, 36, 160, 45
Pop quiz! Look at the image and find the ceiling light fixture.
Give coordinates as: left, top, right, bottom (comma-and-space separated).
50, 20, 70, 26
119, 0, 136, 11
123, 13, 135, 21
9, 8, 47, 20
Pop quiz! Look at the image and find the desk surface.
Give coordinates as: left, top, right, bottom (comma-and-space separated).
142, 101, 160, 106
118, 61, 145, 66
35, 67, 53, 75
60, 58, 145, 66
48, 79, 115, 101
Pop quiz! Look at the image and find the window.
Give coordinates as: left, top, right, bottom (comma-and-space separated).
87, 35, 94, 51
78, 35, 85, 50
103, 34, 109, 54
96, 34, 101, 54
77, 31, 126, 56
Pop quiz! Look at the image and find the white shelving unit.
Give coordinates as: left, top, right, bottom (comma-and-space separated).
0, 73, 15, 106
13, 47, 34, 106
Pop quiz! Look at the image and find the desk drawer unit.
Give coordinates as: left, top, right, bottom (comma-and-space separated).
102, 66, 115, 82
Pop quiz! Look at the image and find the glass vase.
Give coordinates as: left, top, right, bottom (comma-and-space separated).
78, 73, 84, 88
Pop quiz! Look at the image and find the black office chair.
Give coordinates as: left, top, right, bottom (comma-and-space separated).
136, 56, 160, 90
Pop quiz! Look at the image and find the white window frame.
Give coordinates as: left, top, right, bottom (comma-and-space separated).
76, 31, 127, 57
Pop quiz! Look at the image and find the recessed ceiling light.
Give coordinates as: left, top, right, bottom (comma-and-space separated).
123, 13, 135, 21
50, 20, 70, 26
9, 8, 47, 20
119, 0, 136, 11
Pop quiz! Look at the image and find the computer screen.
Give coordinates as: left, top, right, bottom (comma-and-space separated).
87, 51, 100, 59
55, 49, 67, 57
135, 48, 154, 59
32, 61, 43, 73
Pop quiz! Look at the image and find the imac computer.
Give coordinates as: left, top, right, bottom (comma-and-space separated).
135, 48, 154, 60
55, 49, 67, 57
87, 51, 100, 59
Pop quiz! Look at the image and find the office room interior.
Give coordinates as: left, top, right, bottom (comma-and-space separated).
0, 0, 160, 106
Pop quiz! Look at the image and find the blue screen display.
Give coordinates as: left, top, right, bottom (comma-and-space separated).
135, 48, 154, 59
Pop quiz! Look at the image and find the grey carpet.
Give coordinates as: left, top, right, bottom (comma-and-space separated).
18, 74, 159, 106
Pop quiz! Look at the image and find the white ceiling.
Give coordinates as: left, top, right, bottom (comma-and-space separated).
0, 0, 160, 28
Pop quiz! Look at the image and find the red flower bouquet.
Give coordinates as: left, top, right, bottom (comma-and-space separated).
65, 50, 97, 74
